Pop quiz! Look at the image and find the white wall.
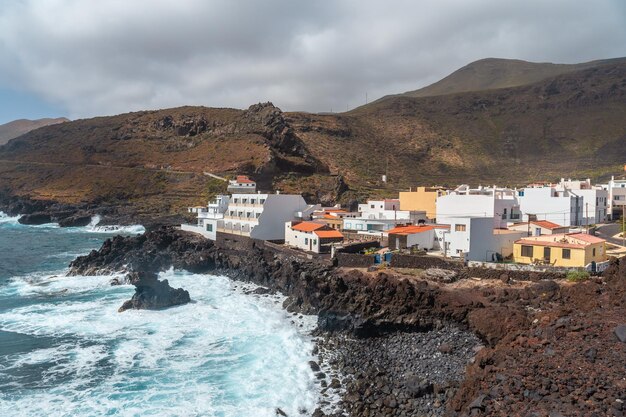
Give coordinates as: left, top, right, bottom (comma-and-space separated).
284, 223, 320, 252
437, 194, 518, 228
405, 229, 436, 250
251, 194, 309, 240
518, 188, 582, 226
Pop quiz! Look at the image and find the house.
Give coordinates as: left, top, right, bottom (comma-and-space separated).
227, 175, 257, 194
518, 186, 583, 226
311, 206, 358, 231
513, 233, 607, 267
181, 194, 230, 240
343, 199, 426, 234
508, 220, 570, 236
217, 192, 310, 240
436, 185, 522, 229
399, 186, 447, 220
387, 224, 443, 251
439, 217, 527, 262
285, 221, 344, 253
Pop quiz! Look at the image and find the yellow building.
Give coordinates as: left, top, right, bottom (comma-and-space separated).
513, 233, 607, 267
399, 186, 447, 219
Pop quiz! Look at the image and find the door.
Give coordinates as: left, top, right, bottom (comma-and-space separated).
543, 247, 551, 262
396, 238, 400, 250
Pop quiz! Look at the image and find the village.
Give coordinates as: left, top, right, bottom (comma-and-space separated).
182, 172, 626, 275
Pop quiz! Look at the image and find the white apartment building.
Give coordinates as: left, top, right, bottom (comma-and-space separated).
343, 199, 426, 233
218, 192, 311, 241
518, 187, 583, 227
439, 216, 526, 262
436, 185, 522, 229
555, 178, 608, 225
601, 176, 626, 220
182, 194, 230, 240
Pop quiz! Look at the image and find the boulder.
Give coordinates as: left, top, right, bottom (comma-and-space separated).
18, 212, 52, 225
615, 325, 626, 343
58, 214, 93, 227
118, 271, 190, 312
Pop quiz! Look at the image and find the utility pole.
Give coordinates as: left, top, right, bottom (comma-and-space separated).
623, 205, 625, 247
586, 202, 589, 234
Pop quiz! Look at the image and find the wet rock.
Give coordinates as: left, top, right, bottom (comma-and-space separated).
118, 271, 190, 312
18, 212, 52, 225
58, 214, 92, 227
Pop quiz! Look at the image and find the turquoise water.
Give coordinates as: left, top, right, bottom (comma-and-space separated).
0, 213, 320, 416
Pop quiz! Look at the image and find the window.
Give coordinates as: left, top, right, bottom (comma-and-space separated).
304, 238, 308, 244
255, 213, 260, 218
454, 224, 466, 232
313, 239, 317, 245
260, 199, 265, 204
206, 224, 213, 232
250, 199, 256, 204
521, 245, 533, 257
242, 199, 247, 204
562, 248, 570, 259
246, 212, 251, 218
229, 211, 235, 216
234, 198, 239, 203
592, 248, 596, 256
370, 204, 375, 209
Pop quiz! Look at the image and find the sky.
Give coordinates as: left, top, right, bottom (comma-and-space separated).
0, 0, 625, 124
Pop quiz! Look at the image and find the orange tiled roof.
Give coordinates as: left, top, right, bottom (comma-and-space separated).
515, 233, 605, 249
567, 233, 605, 244
386, 225, 434, 235
291, 222, 326, 232
235, 175, 255, 184
323, 214, 342, 220
315, 230, 344, 239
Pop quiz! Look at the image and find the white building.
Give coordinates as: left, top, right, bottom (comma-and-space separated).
343, 199, 426, 234
518, 187, 583, 227
284, 221, 344, 253
601, 176, 626, 220
181, 195, 230, 240
218, 192, 311, 241
386, 225, 444, 251
436, 185, 522, 229
439, 217, 526, 262
555, 178, 608, 225
227, 175, 257, 194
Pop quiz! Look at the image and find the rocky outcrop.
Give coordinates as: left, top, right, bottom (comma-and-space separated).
118, 270, 190, 312
69, 227, 215, 275
18, 212, 52, 225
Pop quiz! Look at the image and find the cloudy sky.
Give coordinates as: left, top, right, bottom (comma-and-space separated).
0, 0, 625, 123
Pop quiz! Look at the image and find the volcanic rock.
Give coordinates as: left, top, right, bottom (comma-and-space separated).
118, 271, 190, 312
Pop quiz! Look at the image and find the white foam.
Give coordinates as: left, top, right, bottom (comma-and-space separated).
82, 214, 146, 234
0, 211, 20, 224
0, 270, 322, 416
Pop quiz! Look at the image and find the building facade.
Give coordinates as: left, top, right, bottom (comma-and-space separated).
284, 221, 344, 253
436, 185, 522, 229
181, 194, 230, 240
513, 233, 607, 267
399, 186, 446, 219
518, 187, 583, 227
508, 220, 570, 236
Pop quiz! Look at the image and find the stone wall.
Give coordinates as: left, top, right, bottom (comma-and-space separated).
336, 252, 375, 268
389, 254, 464, 270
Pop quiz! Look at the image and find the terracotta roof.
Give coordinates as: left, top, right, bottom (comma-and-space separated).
291, 222, 326, 232
568, 233, 606, 244
235, 175, 255, 184
515, 233, 605, 249
323, 214, 342, 220
315, 230, 344, 239
386, 225, 434, 235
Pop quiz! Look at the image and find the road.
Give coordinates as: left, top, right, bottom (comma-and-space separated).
595, 223, 625, 246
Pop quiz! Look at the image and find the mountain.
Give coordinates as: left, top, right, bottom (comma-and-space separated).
389, 57, 626, 99
1, 59, 625, 221
0, 118, 69, 145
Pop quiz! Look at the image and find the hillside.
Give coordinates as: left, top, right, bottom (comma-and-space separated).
389, 57, 626, 99
1, 60, 625, 222
0, 117, 69, 145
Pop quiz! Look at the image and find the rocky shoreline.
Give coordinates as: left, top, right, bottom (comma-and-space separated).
67, 227, 626, 417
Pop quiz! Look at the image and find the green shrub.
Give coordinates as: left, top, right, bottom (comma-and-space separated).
566, 270, 590, 282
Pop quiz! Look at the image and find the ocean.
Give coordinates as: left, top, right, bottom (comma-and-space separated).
0, 212, 321, 416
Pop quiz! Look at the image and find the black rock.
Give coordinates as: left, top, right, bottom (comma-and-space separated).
58, 214, 92, 227
118, 271, 190, 312
18, 212, 52, 225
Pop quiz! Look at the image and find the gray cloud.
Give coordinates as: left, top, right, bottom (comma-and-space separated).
0, 0, 625, 119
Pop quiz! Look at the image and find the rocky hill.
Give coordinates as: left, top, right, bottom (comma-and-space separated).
0, 59, 625, 222
0, 117, 69, 145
